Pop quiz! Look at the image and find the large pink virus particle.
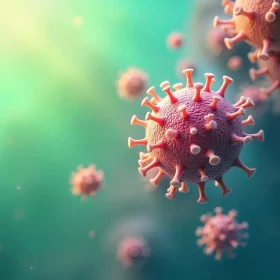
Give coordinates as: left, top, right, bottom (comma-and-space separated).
249, 52, 280, 99
117, 68, 148, 101
214, 0, 280, 61
70, 165, 104, 197
116, 237, 151, 266
128, 69, 264, 202
196, 207, 249, 260
167, 32, 184, 49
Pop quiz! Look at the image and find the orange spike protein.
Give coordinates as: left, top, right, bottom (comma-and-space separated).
128, 69, 264, 202
70, 165, 104, 197
213, 0, 280, 61
196, 207, 249, 260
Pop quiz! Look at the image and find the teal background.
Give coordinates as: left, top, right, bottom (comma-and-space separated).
0, 0, 279, 279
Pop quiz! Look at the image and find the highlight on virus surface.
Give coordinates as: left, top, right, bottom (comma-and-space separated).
128, 69, 264, 202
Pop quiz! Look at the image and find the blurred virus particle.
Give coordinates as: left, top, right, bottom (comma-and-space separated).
128, 69, 264, 202
72, 16, 84, 27
213, 0, 280, 61
117, 68, 148, 101
196, 207, 249, 260
249, 52, 280, 99
70, 165, 104, 198
227, 55, 243, 71
207, 27, 228, 56
116, 237, 151, 267
176, 58, 196, 76
237, 85, 264, 108
167, 32, 184, 49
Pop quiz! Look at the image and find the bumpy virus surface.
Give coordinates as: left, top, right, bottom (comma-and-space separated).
116, 237, 151, 266
167, 32, 184, 49
249, 52, 280, 98
227, 55, 243, 71
128, 69, 264, 202
117, 68, 148, 101
214, 0, 280, 61
196, 207, 248, 260
70, 165, 103, 197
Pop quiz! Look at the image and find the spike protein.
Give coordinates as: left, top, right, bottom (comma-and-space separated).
117, 68, 148, 101
249, 52, 280, 99
128, 69, 264, 202
116, 237, 151, 267
214, 0, 280, 61
70, 165, 104, 198
196, 207, 249, 260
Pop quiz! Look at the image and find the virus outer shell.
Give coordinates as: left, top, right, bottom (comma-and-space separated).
167, 32, 184, 49
70, 165, 103, 197
249, 52, 280, 99
117, 68, 148, 101
128, 69, 264, 202
116, 237, 151, 266
214, 0, 280, 61
196, 207, 248, 260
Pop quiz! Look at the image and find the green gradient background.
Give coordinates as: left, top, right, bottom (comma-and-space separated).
0, 1, 279, 280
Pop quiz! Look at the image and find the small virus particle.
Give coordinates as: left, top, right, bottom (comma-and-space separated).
227, 56, 243, 71
116, 237, 151, 266
167, 32, 184, 49
249, 52, 280, 99
117, 68, 148, 101
176, 59, 196, 76
88, 230, 96, 238
16, 185, 21, 190
72, 16, 84, 27
206, 27, 228, 56
214, 0, 280, 61
70, 165, 104, 198
196, 207, 249, 260
128, 69, 264, 202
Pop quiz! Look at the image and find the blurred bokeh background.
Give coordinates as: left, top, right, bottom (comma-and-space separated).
0, 0, 279, 279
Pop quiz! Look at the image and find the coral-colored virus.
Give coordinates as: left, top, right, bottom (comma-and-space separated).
128, 69, 264, 202
249, 52, 280, 99
116, 237, 151, 266
214, 0, 280, 61
70, 165, 104, 197
167, 32, 184, 49
196, 207, 248, 260
117, 68, 148, 101
227, 55, 243, 71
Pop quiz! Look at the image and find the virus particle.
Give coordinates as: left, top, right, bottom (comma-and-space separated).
176, 59, 196, 76
249, 52, 280, 99
116, 237, 151, 266
128, 69, 264, 202
207, 27, 228, 56
167, 32, 184, 49
196, 207, 249, 260
70, 165, 104, 197
228, 55, 243, 71
213, 0, 280, 61
72, 16, 84, 27
117, 68, 148, 101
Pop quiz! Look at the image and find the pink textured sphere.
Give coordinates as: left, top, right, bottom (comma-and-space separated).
128, 69, 264, 202
196, 207, 249, 260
